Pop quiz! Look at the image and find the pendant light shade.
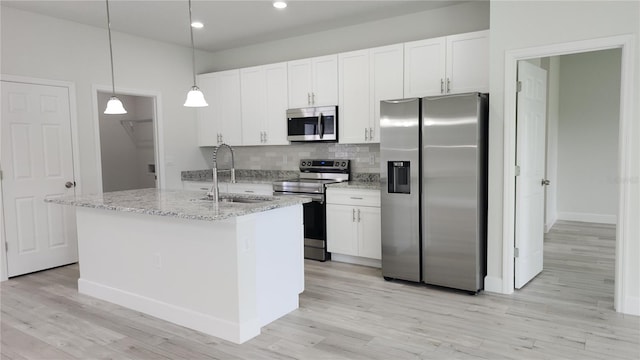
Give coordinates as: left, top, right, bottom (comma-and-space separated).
105, 96, 127, 115
184, 86, 208, 107
184, 0, 208, 107
104, 0, 127, 115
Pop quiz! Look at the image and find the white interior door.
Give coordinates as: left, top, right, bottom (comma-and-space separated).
1, 80, 78, 277
515, 61, 548, 289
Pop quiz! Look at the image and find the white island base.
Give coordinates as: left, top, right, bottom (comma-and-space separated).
75, 205, 304, 344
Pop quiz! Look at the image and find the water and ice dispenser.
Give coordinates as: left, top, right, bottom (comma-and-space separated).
387, 161, 411, 194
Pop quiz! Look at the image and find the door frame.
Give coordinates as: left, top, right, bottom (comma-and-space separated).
0, 74, 81, 282
91, 85, 165, 191
501, 35, 635, 313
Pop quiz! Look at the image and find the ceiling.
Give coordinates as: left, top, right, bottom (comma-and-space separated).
2, 0, 465, 52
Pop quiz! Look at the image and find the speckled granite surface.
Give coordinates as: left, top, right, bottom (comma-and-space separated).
46, 188, 309, 222
181, 169, 299, 183
326, 173, 380, 190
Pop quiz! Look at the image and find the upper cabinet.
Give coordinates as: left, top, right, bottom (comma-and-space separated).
338, 44, 403, 144
197, 70, 243, 146
240, 62, 289, 146
288, 55, 338, 108
404, 30, 489, 97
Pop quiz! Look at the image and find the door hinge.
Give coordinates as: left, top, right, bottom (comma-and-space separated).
515, 165, 521, 176
514, 247, 519, 258
516, 81, 523, 92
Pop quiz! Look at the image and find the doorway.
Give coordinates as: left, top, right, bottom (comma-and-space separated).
95, 91, 160, 192
514, 49, 621, 308
502, 35, 634, 313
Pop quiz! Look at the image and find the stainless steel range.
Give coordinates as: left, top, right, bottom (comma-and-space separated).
273, 159, 350, 261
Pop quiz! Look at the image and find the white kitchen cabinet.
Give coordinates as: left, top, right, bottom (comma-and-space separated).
326, 188, 381, 261
339, 44, 403, 144
404, 30, 488, 97
240, 63, 289, 146
197, 70, 243, 146
183, 181, 272, 196
288, 55, 338, 108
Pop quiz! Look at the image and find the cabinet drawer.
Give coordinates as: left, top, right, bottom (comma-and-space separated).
326, 188, 380, 207
183, 181, 211, 191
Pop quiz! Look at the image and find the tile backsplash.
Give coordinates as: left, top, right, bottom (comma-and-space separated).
201, 143, 380, 173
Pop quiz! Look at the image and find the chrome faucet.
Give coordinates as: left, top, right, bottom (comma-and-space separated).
207, 143, 235, 202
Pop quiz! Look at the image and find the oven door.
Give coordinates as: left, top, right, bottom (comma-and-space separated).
287, 106, 337, 142
273, 192, 329, 261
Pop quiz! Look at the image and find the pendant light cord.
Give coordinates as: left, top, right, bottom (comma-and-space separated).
106, 0, 116, 96
188, 0, 197, 86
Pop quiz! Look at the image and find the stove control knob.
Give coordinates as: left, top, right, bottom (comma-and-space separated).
334, 161, 339, 167
301, 161, 307, 166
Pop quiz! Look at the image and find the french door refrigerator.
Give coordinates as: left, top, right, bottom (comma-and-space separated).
380, 93, 488, 293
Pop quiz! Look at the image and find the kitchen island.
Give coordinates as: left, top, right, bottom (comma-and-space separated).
48, 188, 309, 344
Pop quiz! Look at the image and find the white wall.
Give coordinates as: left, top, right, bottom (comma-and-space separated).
556, 49, 621, 224
0, 6, 210, 193
98, 93, 156, 192
488, 0, 640, 315
202, 1, 489, 71
544, 56, 560, 231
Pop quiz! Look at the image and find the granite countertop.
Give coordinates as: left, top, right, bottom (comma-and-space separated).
181, 169, 299, 184
46, 188, 310, 222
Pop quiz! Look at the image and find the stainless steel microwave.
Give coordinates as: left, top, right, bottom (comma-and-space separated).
286, 106, 338, 142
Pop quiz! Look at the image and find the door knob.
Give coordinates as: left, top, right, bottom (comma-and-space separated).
541, 179, 550, 186
65, 181, 75, 188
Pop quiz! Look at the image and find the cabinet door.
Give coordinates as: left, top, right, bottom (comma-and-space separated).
264, 62, 289, 145
371, 44, 404, 143
240, 66, 267, 146
288, 59, 313, 108
338, 49, 370, 144
211, 69, 242, 146
326, 204, 358, 256
312, 54, 338, 106
358, 206, 382, 260
446, 30, 489, 94
404, 37, 446, 98
196, 75, 221, 146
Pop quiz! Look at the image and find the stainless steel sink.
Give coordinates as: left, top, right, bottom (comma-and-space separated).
194, 195, 273, 204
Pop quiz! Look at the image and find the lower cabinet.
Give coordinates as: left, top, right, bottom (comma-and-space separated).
182, 181, 272, 195
326, 188, 381, 262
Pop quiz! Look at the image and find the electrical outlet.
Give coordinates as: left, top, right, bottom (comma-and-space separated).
153, 253, 162, 269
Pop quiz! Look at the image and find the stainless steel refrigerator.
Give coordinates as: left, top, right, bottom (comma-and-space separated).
380, 93, 488, 293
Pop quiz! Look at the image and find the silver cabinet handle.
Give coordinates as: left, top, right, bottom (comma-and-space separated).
357, 208, 361, 222
260, 131, 264, 143
369, 127, 373, 141
446, 78, 451, 93
350, 197, 363, 200
364, 128, 368, 141
542, 179, 550, 186
307, 93, 311, 105
264, 131, 267, 143
441, 78, 444, 93
312, 92, 315, 105
244, 190, 255, 193
65, 181, 75, 189
352, 208, 356, 222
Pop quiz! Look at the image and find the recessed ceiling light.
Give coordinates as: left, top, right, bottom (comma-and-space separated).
273, 1, 287, 9
191, 21, 204, 29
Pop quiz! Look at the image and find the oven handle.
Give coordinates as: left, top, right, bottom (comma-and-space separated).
273, 191, 325, 204
318, 113, 324, 140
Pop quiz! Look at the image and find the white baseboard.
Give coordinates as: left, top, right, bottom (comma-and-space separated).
331, 253, 381, 268
622, 296, 640, 316
557, 212, 617, 225
78, 278, 260, 344
483, 275, 504, 294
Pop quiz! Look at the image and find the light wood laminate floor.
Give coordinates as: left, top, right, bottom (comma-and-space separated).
2, 221, 638, 359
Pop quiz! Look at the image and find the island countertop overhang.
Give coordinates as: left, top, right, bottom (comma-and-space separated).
46, 188, 310, 222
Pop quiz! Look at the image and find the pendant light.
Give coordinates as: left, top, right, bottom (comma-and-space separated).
103, 0, 127, 115
184, 0, 208, 107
